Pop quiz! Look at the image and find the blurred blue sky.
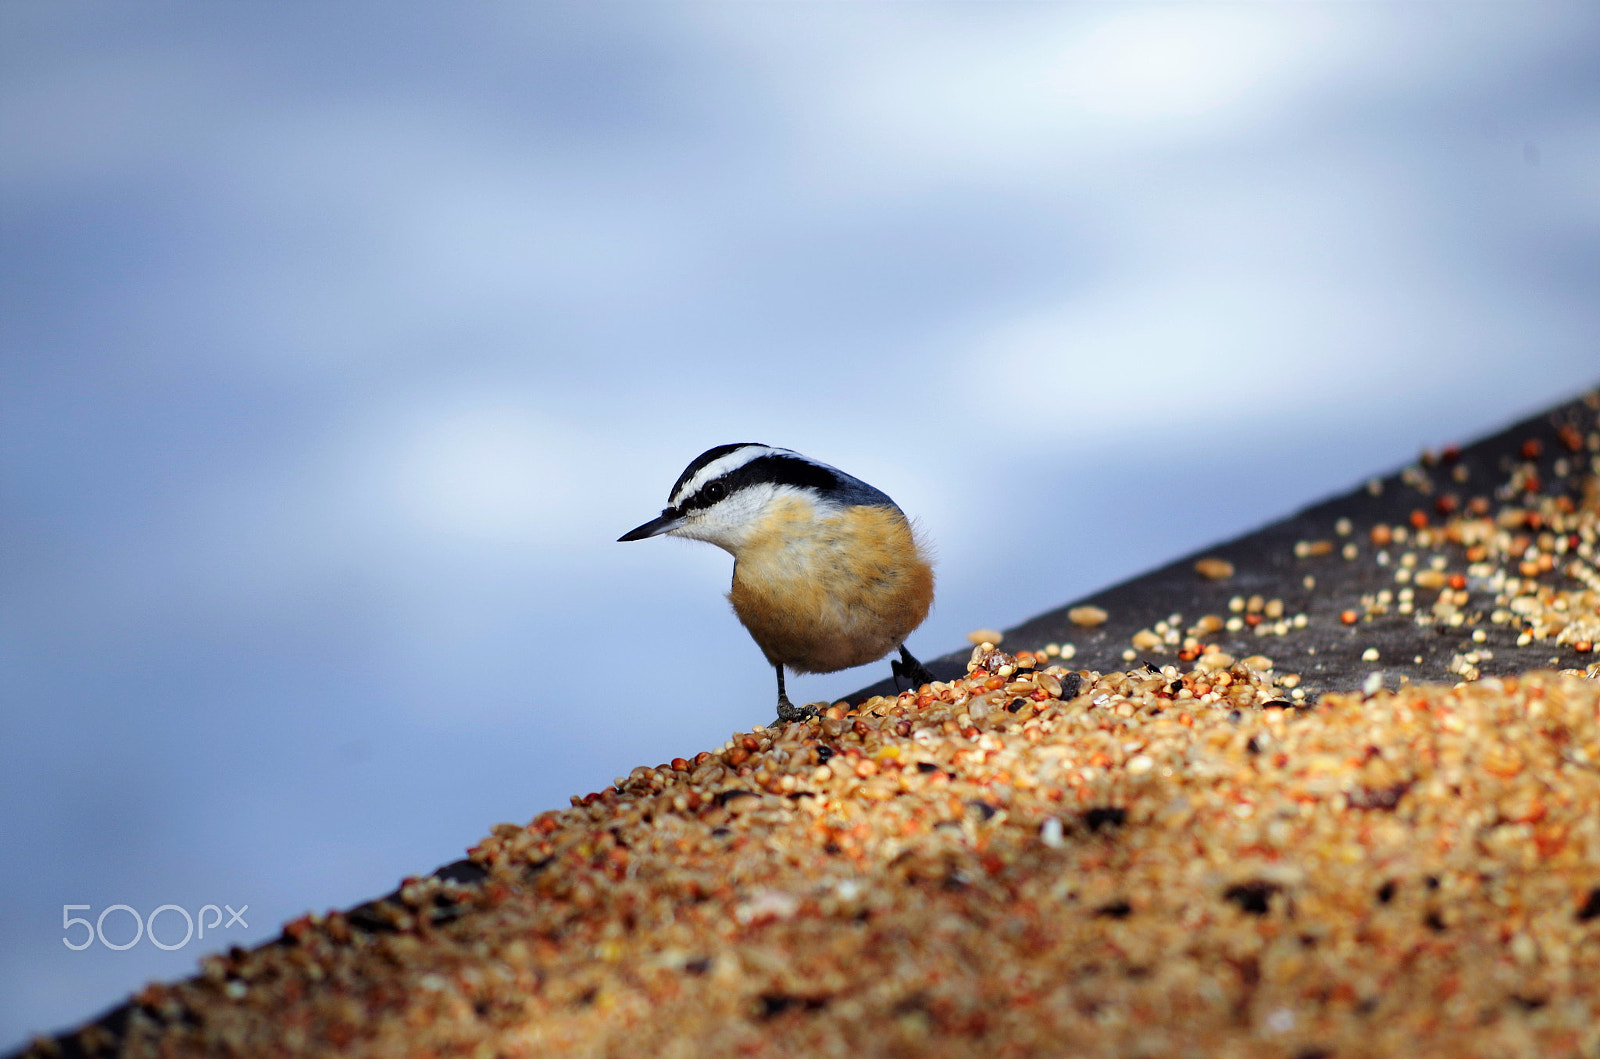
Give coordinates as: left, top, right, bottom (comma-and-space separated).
3, 2, 1597, 1046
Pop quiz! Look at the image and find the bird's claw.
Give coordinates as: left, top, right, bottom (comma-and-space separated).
892, 657, 936, 690
775, 697, 819, 725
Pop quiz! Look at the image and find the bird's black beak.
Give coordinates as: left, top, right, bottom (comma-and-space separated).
618, 509, 682, 542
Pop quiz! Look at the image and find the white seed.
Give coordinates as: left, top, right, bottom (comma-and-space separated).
1040, 817, 1065, 849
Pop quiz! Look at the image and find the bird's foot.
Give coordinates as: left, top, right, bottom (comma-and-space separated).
892, 647, 937, 690
775, 696, 819, 725
891, 659, 934, 690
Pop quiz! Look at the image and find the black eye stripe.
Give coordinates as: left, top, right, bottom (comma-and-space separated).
669, 448, 896, 514
680, 455, 847, 512
739, 455, 842, 494
680, 479, 727, 512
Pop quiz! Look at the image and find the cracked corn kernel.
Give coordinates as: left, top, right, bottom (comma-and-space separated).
1069, 606, 1108, 627
1131, 629, 1162, 651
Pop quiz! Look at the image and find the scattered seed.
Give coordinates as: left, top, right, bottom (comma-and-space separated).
1069, 606, 1108, 627
1039, 817, 1065, 849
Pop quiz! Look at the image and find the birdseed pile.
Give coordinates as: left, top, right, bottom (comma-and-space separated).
36, 652, 1600, 1058
24, 393, 1600, 1058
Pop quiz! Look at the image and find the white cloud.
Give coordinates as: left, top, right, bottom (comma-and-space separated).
712, 5, 1356, 192
962, 260, 1594, 448
378, 395, 576, 546
1059, 8, 1314, 123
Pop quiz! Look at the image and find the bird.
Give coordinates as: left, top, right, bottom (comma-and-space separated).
619, 443, 936, 723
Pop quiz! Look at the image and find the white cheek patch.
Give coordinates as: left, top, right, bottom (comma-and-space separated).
667, 483, 784, 553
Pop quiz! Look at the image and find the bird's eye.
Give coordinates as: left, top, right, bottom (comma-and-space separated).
702, 481, 727, 504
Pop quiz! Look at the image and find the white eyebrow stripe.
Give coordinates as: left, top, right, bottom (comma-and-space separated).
670, 445, 780, 507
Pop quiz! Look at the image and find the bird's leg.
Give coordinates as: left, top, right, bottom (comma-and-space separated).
891, 644, 936, 690
773, 664, 818, 724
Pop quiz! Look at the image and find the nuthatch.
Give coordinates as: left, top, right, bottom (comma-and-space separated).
620, 444, 936, 722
